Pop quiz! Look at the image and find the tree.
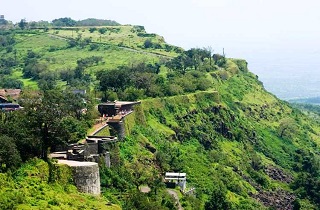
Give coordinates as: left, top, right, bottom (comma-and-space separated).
98, 28, 107, 34
89, 27, 97, 33
58, 117, 87, 143
205, 183, 231, 210
185, 48, 211, 70
213, 54, 226, 67
52, 17, 76, 27
166, 54, 192, 74
0, 77, 23, 89
278, 118, 297, 138
18, 19, 27, 30
205, 46, 214, 66
0, 135, 22, 172
89, 43, 99, 51
144, 39, 153, 48
96, 68, 130, 94
0, 109, 41, 161
20, 89, 89, 159
60, 68, 75, 84
23, 61, 48, 79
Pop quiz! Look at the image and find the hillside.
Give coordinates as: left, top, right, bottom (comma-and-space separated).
0, 24, 181, 90
101, 63, 320, 209
1, 22, 320, 210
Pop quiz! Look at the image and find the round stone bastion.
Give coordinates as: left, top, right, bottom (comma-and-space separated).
58, 160, 100, 195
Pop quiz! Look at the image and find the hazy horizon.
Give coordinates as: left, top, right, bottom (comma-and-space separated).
3, 0, 320, 100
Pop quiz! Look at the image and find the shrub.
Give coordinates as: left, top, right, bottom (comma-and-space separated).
89, 27, 97, 33
144, 39, 153, 48
0, 135, 22, 172
89, 43, 99, 51
98, 28, 107, 34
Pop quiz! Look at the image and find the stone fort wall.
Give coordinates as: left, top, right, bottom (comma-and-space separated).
58, 160, 100, 195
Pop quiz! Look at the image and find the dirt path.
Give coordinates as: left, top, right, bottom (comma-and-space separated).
167, 189, 183, 210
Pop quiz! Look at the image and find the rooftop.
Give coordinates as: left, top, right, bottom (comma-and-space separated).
100, 101, 141, 106
0, 89, 22, 100
57, 159, 97, 167
165, 172, 187, 177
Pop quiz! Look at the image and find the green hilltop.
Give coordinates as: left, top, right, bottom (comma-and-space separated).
1, 18, 320, 209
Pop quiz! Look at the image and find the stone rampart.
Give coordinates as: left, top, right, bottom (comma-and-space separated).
58, 160, 100, 195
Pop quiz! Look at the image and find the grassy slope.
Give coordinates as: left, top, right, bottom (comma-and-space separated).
47, 25, 178, 57
3, 26, 178, 90
118, 61, 320, 209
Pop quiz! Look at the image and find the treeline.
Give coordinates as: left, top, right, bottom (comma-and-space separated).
50, 17, 120, 27
96, 48, 226, 101
1, 17, 120, 29
96, 63, 210, 101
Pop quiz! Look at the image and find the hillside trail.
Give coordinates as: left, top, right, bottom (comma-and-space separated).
167, 189, 183, 210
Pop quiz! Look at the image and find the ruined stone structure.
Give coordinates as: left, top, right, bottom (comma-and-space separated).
54, 136, 117, 168
98, 101, 140, 139
50, 101, 140, 195
58, 160, 100, 195
0, 89, 22, 111
108, 120, 126, 140
98, 101, 140, 117
52, 137, 116, 195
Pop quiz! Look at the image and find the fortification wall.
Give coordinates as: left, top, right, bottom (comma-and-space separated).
58, 160, 100, 195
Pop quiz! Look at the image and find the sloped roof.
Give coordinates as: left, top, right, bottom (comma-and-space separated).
0, 89, 6, 96
0, 89, 22, 100
100, 101, 141, 106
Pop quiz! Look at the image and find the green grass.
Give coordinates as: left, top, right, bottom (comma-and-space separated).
94, 126, 111, 136
0, 26, 180, 93
47, 26, 179, 57
11, 70, 39, 89
15, 33, 67, 53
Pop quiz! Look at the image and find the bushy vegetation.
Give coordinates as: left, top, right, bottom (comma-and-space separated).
0, 159, 120, 209
0, 89, 96, 164
96, 62, 212, 101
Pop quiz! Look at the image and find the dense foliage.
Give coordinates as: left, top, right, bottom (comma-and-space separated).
0, 89, 95, 166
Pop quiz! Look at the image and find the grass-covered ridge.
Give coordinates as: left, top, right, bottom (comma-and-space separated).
109, 68, 320, 209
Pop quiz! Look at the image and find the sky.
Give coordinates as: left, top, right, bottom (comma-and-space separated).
2, 0, 320, 99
